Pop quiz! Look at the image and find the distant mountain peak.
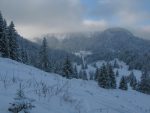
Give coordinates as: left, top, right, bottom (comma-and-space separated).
103, 27, 133, 36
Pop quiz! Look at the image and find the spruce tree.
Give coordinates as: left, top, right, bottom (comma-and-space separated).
98, 63, 116, 89
2, 20, 10, 57
98, 64, 109, 88
138, 70, 150, 94
0, 12, 10, 57
129, 72, 137, 90
21, 48, 28, 64
8, 83, 35, 113
108, 64, 116, 89
89, 71, 94, 80
16, 83, 25, 99
116, 70, 119, 77
0, 11, 4, 55
78, 70, 82, 79
82, 70, 88, 80
119, 76, 128, 90
39, 37, 50, 72
95, 67, 99, 81
81, 61, 87, 69
114, 59, 119, 68
8, 21, 19, 61
62, 56, 73, 79
73, 65, 78, 79
79, 69, 87, 80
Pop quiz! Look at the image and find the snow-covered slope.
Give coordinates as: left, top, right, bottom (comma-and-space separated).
76, 59, 142, 82
0, 58, 150, 113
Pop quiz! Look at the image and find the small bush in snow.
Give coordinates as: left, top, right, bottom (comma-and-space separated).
8, 83, 35, 113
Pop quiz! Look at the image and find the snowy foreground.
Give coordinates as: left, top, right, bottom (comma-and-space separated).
0, 58, 150, 113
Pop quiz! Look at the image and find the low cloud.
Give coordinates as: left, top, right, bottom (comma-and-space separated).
137, 26, 150, 39
0, 0, 84, 38
83, 19, 108, 31
0, 0, 150, 39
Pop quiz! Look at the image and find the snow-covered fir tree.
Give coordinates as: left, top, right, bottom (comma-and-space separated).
98, 63, 116, 89
8, 83, 35, 113
98, 63, 110, 88
38, 37, 50, 72
0, 12, 10, 58
81, 53, 88, 70
21, 48, 29, 64
107, 63, 116, 89
81, 61, 88, 69
62, 56, 73, 79
82, 70, 88, 80
89, 71, 95, 80
8, 21, 19, 61
79, 69, 88, 80
115, 70, 119, 77
0, 11, 4, 56
138, 70, 150, 94
113, 59, 119, 68
73, 65, 78, 79
94, 67, 99, 81
119, 76, 128, 90
129, 72, 137, 90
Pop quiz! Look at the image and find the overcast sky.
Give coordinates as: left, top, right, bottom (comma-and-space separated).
0, 0, 150, 40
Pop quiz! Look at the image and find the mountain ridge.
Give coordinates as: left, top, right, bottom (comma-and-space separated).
37, 27, 150, 52
35, 28, 150, 71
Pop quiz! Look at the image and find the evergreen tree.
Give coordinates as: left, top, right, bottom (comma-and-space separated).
53, 61, 63, 75
0, 11, 4, 56
85, 63, 88, 69
78, 70, 82, 79
81, 55, 87, 69
107, 64, 116, 89
82, 70, 88, 80
98, 64, 110, 88
16, 83, 25, 99
94, 67, 99, 81
8, 21, 19, 61
79, 69, 87, 80
114, 59, 119, 68
81, 61, 87, 69
39, 37, 50, 72
0, 12, 10, 57
138, 70, 150, 94
8, 83, 35, 113
98, 63, 116, 89
93, 63, 97, 68
2, 20, 10, 57
89, 71, 94, 80
73, 65, 78, 79
116, 70, 119, 77
119, 76, 128, 90
129, 72, 137, 90
62, 56, 73, 79
21, 47, 28, 64
89, 72, 94, 80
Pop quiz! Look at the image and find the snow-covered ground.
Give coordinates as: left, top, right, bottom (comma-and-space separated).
76, 59, 142, 82
0, 58, 150, 113
74, 51, 92, 58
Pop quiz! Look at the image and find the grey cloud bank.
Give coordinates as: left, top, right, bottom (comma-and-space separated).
0, 0, 150, 39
